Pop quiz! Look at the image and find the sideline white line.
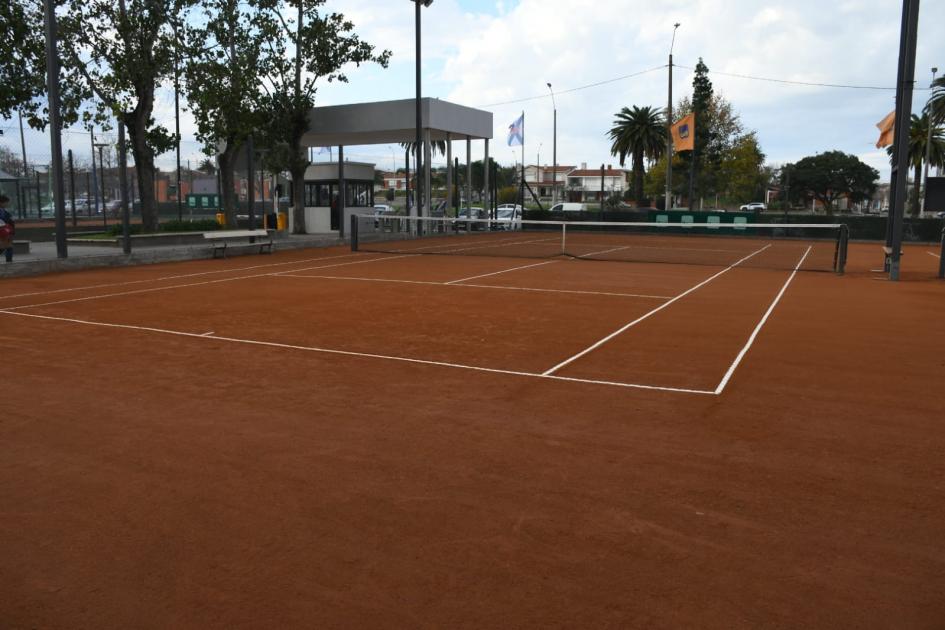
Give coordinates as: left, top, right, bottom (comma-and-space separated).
541, 244, 773, 376
0, 309, 715, 395
200, 331, 215, 337
929, 251, 941, 259
1, 255, 411, 312
0, 251, 363, 302
276, 273, 672, 300
577, 245, 632, 258
445, 260, 558, 285
714, 246, 812, 395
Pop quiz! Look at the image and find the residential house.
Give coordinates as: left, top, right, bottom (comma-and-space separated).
523, 165, 574, 199
565, 163, 629, 202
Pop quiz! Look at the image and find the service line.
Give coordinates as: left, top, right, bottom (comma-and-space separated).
541, 243, 773, 376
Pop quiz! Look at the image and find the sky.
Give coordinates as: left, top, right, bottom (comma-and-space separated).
2, 0, 943, 182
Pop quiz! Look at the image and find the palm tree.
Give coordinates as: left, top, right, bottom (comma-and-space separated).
607, 106, 666, 203
887, 113, 945, 215
400, 141, 448, 158
927, 76, 944, 125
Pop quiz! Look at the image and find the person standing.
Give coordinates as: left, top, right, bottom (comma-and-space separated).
0, 194, 15, 263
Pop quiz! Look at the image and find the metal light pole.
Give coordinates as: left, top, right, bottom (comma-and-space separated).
173, 19, 183, 223
118, 121, 131, 254
547, 83, 557, 205
95, 142, 109, 227
43, 0, 68, 258
411, 0, 433, 229
665, 22, 680, 212
920, 66, 938, 217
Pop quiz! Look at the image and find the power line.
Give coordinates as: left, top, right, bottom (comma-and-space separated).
675, 65, 932, 91
480, 65, 668, 107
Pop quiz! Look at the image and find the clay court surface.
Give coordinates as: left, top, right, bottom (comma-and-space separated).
2, 235, 944, 628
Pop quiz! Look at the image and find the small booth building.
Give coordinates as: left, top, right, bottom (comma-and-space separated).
293, 97, 493, 237
302, 161, 376, 233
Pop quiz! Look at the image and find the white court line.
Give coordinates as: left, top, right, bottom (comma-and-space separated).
0, 251, 363, 302
276, 273, 672, 300
714, 246, 812, 395
929, 251, 941, 259
566, 241, 746, 254
380, 235, 558, 254
541, 244, 773, 376
445, 260, 559, 285
577, 245, 632, 258
1, 254, 412, 312
0, 309, 715, 395
200, 331, 215, 337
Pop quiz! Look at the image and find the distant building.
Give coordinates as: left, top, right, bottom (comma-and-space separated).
565, 164, 629, 202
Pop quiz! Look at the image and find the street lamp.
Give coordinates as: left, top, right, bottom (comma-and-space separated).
665, 22, 680, 211
921, 66, 938, 216
94, 142, 109, 228
547, 82, 557, 205
411, 0, 433, 229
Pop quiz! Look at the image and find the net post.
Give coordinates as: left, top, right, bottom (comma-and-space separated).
350, 214, 359, 252
835, 224, 849, 275
561, 223, 567, 255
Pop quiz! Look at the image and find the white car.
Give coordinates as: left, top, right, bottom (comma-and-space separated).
373, 204, 395, 215
494, 206, 522, 230
740, 202, 766, 212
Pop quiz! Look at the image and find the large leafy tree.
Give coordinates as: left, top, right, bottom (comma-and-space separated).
607, 105, 666, 203
255, 0, 390, 233
58, 0, 194, 231
184, 0, 268, 227
718, 133, 767, 203
788, 151, 879, 214
885, 113, 945, 215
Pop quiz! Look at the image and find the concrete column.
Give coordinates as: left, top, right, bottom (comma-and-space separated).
483, 138, 490, 219
423, 127, 432, 219
466, 137, 472, 215
338, 146, 345, 238
446, 133, 453, 218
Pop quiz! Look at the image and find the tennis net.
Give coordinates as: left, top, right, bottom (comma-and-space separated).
351, 215, 849, 273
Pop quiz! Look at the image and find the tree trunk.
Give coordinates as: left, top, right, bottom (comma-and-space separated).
632, 150, 644, 203
218, 143, 241, 228
291, 162, 306, 234
125, 113, 158, 232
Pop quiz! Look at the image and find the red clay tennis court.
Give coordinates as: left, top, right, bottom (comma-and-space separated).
2, 222, 944, 628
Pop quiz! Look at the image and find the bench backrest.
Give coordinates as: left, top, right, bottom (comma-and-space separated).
203, 229, 269, 239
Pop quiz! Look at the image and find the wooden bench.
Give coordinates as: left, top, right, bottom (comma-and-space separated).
204, 229, 273, 259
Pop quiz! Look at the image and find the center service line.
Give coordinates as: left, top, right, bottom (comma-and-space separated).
541, 243, 772, 376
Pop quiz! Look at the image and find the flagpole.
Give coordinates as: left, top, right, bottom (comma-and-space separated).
521, 111, 525, 210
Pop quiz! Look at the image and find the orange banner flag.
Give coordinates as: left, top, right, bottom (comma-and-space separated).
671, 113, 695, 152
876, 110, 895, 149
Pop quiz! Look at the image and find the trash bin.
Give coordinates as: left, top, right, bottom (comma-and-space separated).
215, 212, 225, 227
277, 212, 287, 231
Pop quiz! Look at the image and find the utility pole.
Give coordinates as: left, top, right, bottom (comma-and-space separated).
547, 83, 557, 206
18, 110, 29, 218
665, 23, 680, 212
886, 0, 920, 282
90, 131, 100, 219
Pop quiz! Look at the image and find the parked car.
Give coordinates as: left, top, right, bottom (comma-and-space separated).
373, 204, 395, 215
494, 206, 522, 230
934, 211, 945, 219
740, 202, 766, 212
548, 202, 587, 213
453, 207, 486, 231
105, 199, 123, 214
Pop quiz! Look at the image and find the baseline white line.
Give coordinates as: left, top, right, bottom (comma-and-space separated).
445, 260, 558, 285
1, 255, 411, 312
0, 309, 715, 395
928, 251, 941, 259
0, 251, 363, 302
275, 273, 672, 300
714, 246, 812, 395
541, 244, 773, 376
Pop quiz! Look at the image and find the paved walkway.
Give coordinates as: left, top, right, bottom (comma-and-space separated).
1, 233, 345, 278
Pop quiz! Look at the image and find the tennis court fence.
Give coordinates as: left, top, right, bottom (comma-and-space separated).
351, 215, 849, 273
